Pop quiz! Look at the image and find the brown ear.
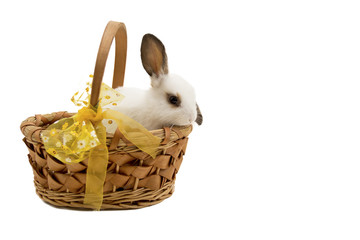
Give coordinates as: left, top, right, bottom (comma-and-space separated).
141, 34, 169, 77
195, 103, 203, 125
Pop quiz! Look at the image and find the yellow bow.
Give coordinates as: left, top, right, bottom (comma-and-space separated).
41, 80, 161, 210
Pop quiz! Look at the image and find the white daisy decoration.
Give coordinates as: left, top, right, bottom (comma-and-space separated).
55, 142, 62, 148
63, 134, 73, 145
77, 140, 86, 149
65, 157, 72, 163
42, 135, 49, 143
90, 131, 97, 138
89, 140, 97, 148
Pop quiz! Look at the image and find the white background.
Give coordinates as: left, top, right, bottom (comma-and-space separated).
1, 0, 359, 239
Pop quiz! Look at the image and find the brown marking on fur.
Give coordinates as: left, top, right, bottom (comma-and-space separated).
195, 103, 203, 125
167, 93, 181, 107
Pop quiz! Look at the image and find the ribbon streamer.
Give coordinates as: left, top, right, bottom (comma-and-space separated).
41, 81, 161, 210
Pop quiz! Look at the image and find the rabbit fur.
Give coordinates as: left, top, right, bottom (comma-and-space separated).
104, 34, 202, 131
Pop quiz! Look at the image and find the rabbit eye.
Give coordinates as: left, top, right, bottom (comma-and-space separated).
168, 94, 181, 106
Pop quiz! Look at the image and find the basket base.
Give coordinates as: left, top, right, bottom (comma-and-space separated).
34, 180, 175, 210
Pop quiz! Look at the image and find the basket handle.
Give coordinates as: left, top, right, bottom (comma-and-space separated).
90, 21, 127, 107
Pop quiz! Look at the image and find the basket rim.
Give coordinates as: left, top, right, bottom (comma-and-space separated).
20, 111, 193, 148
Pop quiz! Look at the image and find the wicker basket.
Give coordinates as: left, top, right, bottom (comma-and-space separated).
20, 21, 192, 210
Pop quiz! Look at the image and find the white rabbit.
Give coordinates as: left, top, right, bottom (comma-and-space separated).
104, 33, 202, 131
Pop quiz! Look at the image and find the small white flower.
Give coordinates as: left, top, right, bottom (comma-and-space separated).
55, 142, 62, 148
90, 131, 97, 138
89, 140, 97, 148
42, 135, 49, 143
65, 157, 72, 163
63, 134, 73, 145
77, 140, 86, 149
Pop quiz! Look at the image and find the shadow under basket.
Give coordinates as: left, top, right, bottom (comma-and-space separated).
21, 111, 192, 210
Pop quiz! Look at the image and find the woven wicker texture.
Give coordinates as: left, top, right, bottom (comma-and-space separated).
19, 21, 193, 210
21, 112, 192, 209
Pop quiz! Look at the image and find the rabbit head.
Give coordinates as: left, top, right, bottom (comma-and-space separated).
141, 34, 203, 128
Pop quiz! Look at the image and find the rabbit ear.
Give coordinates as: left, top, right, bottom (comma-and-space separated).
141, 34, 169, 81
195, 103, 203, 125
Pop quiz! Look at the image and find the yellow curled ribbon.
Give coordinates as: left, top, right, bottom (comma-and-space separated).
41, 80, 161, 210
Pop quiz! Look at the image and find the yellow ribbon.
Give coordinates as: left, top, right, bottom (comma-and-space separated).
103, 109, 160, 158
41, 81, 161, 210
